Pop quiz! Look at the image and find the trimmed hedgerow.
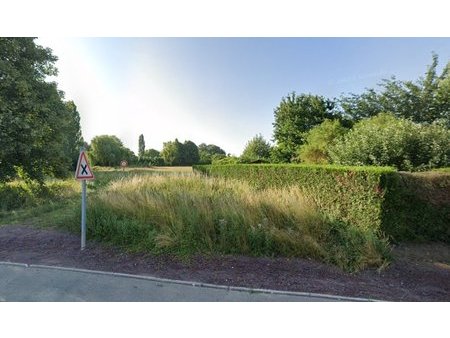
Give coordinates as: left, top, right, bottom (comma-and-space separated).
194, 164, 395, 233
382, 172, 450, 243
193, 164, 450, 243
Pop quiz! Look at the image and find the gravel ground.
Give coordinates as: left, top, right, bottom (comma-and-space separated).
0, 224, 449, 301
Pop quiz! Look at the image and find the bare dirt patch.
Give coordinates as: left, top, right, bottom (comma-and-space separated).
0, 224, 448, 301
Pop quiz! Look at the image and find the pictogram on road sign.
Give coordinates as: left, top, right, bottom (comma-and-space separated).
75, 151, 94, 180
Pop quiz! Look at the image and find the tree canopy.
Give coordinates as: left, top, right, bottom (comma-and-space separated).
198, 143, 226, 164
338, 53, 450, 126
161, 139, 200, 166
138, 134, 145, 158
89, 135, 136, 167
296, 119, 348, 164
240, 134, 272, 163
0, 37, 83, 182
272, 92, 336, 162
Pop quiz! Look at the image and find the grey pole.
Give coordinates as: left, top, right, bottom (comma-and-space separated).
81, 179, 86, 250
79, 146, 87, 251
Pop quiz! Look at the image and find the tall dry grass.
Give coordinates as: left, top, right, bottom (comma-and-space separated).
81, 174, 389, 271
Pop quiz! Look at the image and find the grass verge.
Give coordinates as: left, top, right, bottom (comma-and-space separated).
60, 174, 390, 272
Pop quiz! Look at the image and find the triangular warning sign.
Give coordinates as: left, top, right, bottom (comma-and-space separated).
75, 151, 95, 180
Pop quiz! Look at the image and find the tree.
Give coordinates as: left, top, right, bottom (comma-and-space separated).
138, 134, 145, 158
161, 139, 183, 166
296, 119, 348, 164
0, 37, 83, 182
161, 139, 200, 166
62, 101, 84, 170
198, 143, 226, 164
142, 149, 164, 166
338, 53, 450, 126
240, 134, 272, 163
89, 135, 136, 167
272, 92, 336, 162
181, 140, 200, 166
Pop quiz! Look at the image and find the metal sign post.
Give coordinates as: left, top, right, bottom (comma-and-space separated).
81, 179, 87, 250
75, 147, 95, 250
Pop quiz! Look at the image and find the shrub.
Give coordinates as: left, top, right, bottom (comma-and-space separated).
0, 179, 79, 211
296, 119, 348, 164
211, 156, 240, 165
329, 113, 450, 171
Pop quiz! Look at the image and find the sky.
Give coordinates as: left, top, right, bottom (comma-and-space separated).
36, 37, 450, 156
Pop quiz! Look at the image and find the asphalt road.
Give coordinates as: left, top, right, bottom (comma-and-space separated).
0, 262, 370, 302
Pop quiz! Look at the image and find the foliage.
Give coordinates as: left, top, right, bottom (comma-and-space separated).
138, 134, 145, 158
141, 148, 164, 166
161, 139, 183, 166
329, 113, 450, 171
296, 119, 348, 164
181, 140, 200, 166
0, 179, 79, 212
63, 101, 84, 170
272, 92, 337, 162
194, 163, 395, 232
89, 135, 136, 167
240, 134, 272, 163
198, 143, 226, 164
71, 174, 389, 272
212, 156, 239, 165
161, 139, 200, 166
381, 172, 450, 243
339, 53, 450, 126
0, 37, 83, 182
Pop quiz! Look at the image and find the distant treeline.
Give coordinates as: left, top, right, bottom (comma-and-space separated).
1, 37, 449, 184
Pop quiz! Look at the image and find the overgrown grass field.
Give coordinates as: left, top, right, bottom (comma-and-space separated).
0, 167, 391, 272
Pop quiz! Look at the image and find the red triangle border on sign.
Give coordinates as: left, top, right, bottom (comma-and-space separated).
75, 151, 95, 180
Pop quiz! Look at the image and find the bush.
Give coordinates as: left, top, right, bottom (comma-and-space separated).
0, 179, 79, 211
329, 113, 450, 171
211, 156, 240, 165
296, 119, 348, 164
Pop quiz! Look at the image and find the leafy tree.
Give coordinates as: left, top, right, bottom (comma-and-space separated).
138, 134, 145, 158
161, 139, 183, 166
198, 143, 226, 164
181, 140, 200, 166
240, 134, 272, 163
143, 148, 160, 158
296, 119, 348, 164
161, 139, 200, 166
0, 37, 83, 182
329, 113, 450, 171
139, 148, 164, 166
339, 53, 450, 126
89, 135, 136, 167
62, 101, 84, 170
272, 92, 336, 162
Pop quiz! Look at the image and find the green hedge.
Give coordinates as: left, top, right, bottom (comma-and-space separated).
193, 164, 450, 243
382, 172, 450, 242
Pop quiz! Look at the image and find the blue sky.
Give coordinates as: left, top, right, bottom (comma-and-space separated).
37, 38, 450, 156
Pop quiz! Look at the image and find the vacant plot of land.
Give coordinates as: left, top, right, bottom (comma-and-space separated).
0, 224, 448, 301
